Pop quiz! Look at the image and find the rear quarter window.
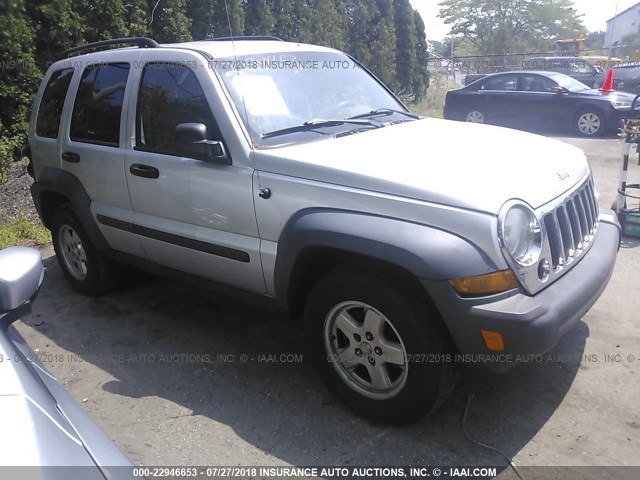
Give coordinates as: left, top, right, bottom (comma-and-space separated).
70, 63, 130, 147
36, 68, 75, 139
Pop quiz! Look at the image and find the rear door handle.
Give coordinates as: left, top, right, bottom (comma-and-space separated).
129, 164, 160, 179
62, 152, 80, 163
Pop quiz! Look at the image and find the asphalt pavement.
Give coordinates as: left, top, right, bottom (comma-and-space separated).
15, 134, 640, 477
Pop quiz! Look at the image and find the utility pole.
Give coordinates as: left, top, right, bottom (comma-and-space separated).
606, 0, 622, 71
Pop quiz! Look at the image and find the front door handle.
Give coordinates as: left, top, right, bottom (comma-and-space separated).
129, 164, 160, 179
62, 152, 80, 163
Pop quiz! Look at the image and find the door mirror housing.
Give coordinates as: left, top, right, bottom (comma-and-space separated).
0, 247, 43, 312
550, 86, 569, 94
174, 123, 231, 165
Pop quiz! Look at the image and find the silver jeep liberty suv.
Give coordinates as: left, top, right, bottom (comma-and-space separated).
29, 36, 620, 424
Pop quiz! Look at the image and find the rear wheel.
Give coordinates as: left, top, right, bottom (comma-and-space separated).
465, 110, 485, 123
51, 206, 116, 295
575, 110, 606, 137
305, 265, 459, 424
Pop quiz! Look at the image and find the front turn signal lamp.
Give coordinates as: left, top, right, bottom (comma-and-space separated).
481, 330, 505, 352
450, 270, 519, 296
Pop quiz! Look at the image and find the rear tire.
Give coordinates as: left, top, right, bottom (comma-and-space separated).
304, 265, 459, 424
51, 206, 116, 295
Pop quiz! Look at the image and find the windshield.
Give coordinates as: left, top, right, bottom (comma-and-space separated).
548, 73, 591, 92
213, 52, 407, 147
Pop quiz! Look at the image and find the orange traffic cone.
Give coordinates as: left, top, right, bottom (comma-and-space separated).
599, 68, 615, 93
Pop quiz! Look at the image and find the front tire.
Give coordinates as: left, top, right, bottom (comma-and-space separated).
575, 109, 606, 137
305, 266, 459, 424
51, 206, 116, 295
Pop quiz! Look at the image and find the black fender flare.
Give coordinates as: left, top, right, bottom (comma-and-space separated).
31, 167, 109, 250
273, 208, 498, 309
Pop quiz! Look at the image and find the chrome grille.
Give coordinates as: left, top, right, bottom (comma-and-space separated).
543, 179, 599, 269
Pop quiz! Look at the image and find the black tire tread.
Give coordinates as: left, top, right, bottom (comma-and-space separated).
304, 263, 459, 424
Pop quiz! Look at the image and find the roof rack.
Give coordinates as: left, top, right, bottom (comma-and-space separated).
203, 36, 284, 42
64, 37, 160, 57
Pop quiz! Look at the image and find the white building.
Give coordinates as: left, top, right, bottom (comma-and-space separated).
605, 2, 640, 49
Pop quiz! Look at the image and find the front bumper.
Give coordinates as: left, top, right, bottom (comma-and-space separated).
607, 109, 628, 132
423, 213, 621, 373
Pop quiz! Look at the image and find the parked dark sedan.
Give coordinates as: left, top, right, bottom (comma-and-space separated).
445, 71, 636, 136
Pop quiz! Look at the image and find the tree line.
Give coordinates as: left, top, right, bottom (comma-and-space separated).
437, 0, 586, 56
0, 0, 430, 172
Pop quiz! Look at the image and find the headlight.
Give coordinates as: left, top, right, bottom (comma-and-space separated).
612, 100, 632, 109
498, 202, 542, 267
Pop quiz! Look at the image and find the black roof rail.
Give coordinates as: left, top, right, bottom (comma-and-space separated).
203, 36, 284, 42
64, 37, 160, 57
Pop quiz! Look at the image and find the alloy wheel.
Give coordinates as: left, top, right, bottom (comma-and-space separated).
324, 301, 408, 399
58, 224, 88, 281
466, 111, 484, 123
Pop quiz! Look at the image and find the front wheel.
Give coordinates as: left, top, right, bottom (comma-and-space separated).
304, 266, 459, 424
575, 110, 606, 137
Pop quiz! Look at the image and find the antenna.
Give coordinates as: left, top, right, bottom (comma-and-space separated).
149, 0, 162, 28
222, 0, 253, 147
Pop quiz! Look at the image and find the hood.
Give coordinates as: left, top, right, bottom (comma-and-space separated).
0, 324, 133, 476
0, 329, 100, 470
578, 89, 636, 101
254, 118, 589, 214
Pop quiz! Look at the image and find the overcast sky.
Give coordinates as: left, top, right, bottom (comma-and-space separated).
410, 0, 639, 41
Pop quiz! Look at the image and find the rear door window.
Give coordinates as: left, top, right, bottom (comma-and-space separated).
36, 68, 75, 139
481, 75, 519, 91
70, 63, 130, 146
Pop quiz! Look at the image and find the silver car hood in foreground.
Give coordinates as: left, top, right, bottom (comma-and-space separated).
255, 118, 589, 214
0, 320, 134, 479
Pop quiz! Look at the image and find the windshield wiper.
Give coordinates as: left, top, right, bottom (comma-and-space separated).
262, 118, 381, 139
348, 108, 421, 120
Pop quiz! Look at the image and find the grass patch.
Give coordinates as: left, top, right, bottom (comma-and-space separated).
0, 213, 50, 249
410, 72, 460, 119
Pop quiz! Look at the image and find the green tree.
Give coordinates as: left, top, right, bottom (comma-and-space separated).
273, 0, 296, 40
244, 0, 275, 36
187, 0, 243, 39
0, 0, 41, 173
345, 0, 397, 90
394, 0, 417, 94
26, 0, 85, 68
123, 0, 151, 37
439, 0, 586, 54
296, 0, 347, 49
413, 10, 430, 101
78, 0, 129, 41
148, 0, 192, 42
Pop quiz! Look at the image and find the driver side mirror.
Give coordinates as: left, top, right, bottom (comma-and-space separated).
174, 123, 231, 165
0, 247, 43, 316
550, 86, 569, 94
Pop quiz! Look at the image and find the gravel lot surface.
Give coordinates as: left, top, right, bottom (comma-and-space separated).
0, 162, 38, 221
12, 134, 640, 478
